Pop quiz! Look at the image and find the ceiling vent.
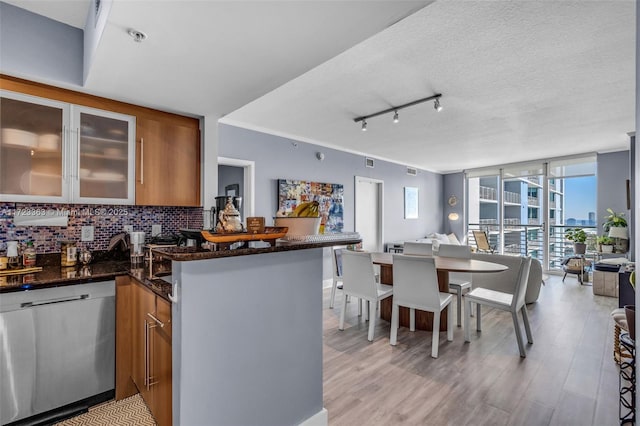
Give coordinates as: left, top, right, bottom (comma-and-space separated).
407, 167, 418, 176
365, 157, 375, 168
95, 0, 102, 21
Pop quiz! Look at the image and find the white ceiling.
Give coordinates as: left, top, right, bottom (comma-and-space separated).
5, 1, 635, 173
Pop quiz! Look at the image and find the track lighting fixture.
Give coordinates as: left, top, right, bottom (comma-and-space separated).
354, 93, 442, 129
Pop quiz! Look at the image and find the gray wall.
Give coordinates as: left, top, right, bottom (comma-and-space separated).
173, 249, 324, 425
596, 150, 631, 233
443, 172, 465, 241
218, 124, 444, 243
0, 2, 83, 86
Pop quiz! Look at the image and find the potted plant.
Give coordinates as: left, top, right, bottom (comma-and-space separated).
596, 235, 615, 253
603, 208, 628, 233
565, 228, 587, 255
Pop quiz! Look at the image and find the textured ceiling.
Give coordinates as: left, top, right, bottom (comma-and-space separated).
4, 1, 635, 173
222, 1, 635, 172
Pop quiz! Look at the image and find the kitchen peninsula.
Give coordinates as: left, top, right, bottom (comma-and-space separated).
152, 238, 360, 426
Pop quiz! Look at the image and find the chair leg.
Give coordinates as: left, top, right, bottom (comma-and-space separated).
330, 279, 338, 309
476, 303, 482, 331
367, 299, 376, 341
338, 293, 348, 331
390, 303, 399, 345
521, 306, 533, 344
456, 287, 463, 327
410, 308, 416, 332
464, 298, 471, 342
562, 272, 567, 282
431, 310, 441, 358
511, 311, 526, 358
446, 303, 453, 342
358, 298, 363, 317
364, 300, 369, 321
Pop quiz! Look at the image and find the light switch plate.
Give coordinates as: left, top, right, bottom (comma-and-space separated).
81, 226, 94, 241
152, 224, 162, 237
124, 225, 133, 234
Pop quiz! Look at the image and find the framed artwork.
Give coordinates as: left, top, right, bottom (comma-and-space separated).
404, 187, 419, 219
277, 179, 344, 233
225, 184, 239, 197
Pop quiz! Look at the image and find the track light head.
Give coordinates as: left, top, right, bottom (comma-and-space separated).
393, 111, 399, 123
434, 98, 442, 112
361, 120, 367, 131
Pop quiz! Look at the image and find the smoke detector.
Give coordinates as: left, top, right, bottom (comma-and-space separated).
127, 29, 147, 43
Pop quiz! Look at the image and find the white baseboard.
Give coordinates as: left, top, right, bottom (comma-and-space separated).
299, 408, 328, 426
322, 278, 333, 289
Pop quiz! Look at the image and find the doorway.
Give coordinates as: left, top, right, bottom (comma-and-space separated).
355, 176, 384, 252
217, 157, 255, 220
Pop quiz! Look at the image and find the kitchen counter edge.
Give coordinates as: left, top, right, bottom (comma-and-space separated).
152, 238, 362, 261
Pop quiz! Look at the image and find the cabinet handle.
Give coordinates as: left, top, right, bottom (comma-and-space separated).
147, 312, 165, 328
140, 137, 144, 185
144, 319, 157, 391
144, 320, 149, 389
62, 126, 68, 181
76, 129, 81, 181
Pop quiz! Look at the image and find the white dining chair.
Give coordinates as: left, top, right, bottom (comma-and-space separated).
436, 244, 472, 327
330, 246, 345, 309
390, 254, 453, 358
464, 256, 533, 357
402, 241, 433, 256
339, 250, 393, 341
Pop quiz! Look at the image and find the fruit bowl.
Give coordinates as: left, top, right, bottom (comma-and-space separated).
274, 217, 321, 236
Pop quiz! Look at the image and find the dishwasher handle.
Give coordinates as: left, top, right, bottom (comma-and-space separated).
21, 294, 89, 308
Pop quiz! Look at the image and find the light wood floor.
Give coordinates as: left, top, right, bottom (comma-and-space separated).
323, 274, 621, 426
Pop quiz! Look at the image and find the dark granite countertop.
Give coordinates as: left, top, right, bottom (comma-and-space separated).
0, 261, 130, 293
0, 239, 360, 300
152, 238, 362, 261
0, 259, 174, 301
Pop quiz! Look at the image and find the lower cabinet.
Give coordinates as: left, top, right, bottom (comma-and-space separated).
116, 276, 171, 426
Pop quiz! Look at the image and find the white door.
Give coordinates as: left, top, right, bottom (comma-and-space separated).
355, 176, 383, 252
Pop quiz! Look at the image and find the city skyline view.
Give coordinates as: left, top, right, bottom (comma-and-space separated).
563, 176, 596, 222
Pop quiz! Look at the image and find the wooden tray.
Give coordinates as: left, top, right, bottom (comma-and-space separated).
0, 266, 43, 276
201, 227, 288, 245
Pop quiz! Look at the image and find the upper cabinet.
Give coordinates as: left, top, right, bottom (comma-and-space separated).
75, 106, 135, 204
0, 76, 201, 207
1, 92, 69, 202
136, 116, 200, 206
0, 91, 135, 204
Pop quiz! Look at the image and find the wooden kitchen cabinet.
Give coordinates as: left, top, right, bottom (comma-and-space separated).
116, 277, 172, 426
1, 74, 201, 207
136, 115, 201, 206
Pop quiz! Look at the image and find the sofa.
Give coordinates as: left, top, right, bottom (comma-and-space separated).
470, 252, 543, 304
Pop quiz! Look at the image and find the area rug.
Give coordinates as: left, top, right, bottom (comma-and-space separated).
54, 394, 155, 426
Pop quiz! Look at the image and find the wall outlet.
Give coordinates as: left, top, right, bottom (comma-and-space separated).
123, 225, 133, 234
81, 226, 94, 241
152, 224, 162, 237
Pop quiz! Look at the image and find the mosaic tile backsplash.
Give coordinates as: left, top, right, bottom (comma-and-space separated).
0, 202, 203, 254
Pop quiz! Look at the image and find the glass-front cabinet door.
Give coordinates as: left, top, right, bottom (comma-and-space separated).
0, 91, 135, 204
73, 107, 135, 204
0, 91, 70, 202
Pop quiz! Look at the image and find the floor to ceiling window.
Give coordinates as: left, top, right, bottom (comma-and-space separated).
466, 155, 596, 272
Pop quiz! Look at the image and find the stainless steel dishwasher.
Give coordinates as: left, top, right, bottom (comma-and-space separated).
0, 281, 115, 424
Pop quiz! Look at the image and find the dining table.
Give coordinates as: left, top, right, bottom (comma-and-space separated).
371, 252, 508, 331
